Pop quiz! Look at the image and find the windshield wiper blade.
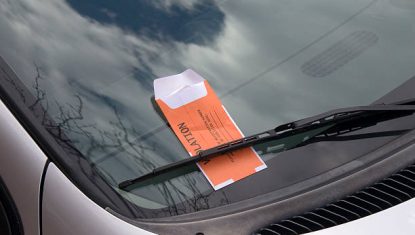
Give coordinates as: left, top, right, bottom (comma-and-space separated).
119, 98, 415, 189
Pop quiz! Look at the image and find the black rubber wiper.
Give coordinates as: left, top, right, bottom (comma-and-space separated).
119, 98, 415, 189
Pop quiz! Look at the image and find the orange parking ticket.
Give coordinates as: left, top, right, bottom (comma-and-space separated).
154, 69, 266, 190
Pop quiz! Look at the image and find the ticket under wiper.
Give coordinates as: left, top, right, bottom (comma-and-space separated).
119, 95, 415, 190
154, 69, 267, 190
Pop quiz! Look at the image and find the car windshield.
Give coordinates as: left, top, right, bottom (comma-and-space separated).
1, 0, 415, 218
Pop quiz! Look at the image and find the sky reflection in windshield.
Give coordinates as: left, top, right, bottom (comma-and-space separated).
1, 0, 415, 216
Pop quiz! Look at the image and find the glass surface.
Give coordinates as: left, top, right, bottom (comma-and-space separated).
1, 0, 415, 217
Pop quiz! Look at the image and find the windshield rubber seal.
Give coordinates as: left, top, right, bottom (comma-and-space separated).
2, 52, 415, 232
0, 56, 139, 218
108, 127, 415, 234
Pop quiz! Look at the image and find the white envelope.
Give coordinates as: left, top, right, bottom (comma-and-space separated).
154, 69, 208, 109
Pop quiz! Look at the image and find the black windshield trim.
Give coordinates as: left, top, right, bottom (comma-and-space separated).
0, 56, 138, 218
3, 52, 415, 222
119, 101, 415, 189
109, 130, 415, 234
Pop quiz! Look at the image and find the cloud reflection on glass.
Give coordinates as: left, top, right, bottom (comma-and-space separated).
1, 0, 415, 217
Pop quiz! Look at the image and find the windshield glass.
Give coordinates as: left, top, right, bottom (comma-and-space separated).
1, 0, 415, 218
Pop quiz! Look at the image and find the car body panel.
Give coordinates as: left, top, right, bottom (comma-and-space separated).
1, 1, 415, 233
0, 99, 47, 235
42, 162, 155, 235
0, 97, 154, 235
2, 0, 415, 219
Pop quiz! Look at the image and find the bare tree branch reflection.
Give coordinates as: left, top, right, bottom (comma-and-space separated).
22, 65, 229, 217
28, 64, 45, 110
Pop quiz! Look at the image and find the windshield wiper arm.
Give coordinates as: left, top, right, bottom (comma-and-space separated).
119, 98, 415, 189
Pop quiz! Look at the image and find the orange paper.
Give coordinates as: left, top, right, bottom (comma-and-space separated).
154, 70, 266, 190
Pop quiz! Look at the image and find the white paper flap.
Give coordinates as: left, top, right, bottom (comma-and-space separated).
154, 69, 207, 109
